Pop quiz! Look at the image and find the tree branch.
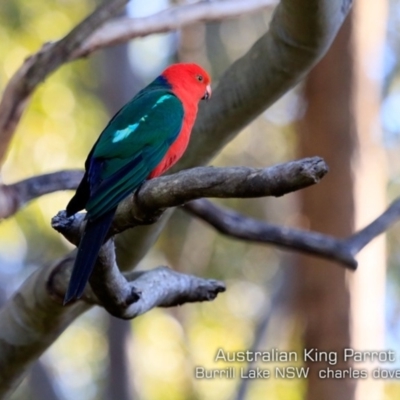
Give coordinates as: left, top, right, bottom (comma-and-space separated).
345, 198, 400, 256
0, 0, 276, 169
0, 0, 128, 166
0, 156, 326, 220
52, 158, 328, 241
0, 170, 83, 219
50, 158, 326, 315
0, 256, 90, 398
177, 0, 353, 170
47, 243, 225, 319
0, 245, 223, 398
184, 199, 357, 268
75, 0, 278, 58
8, 157, 393, 273
184, 196, 400, 269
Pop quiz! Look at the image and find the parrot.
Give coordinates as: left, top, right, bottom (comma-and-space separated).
64, 63, 211, 304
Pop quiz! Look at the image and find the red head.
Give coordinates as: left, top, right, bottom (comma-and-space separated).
148, 64, 211, 179
161, 63, 212, 104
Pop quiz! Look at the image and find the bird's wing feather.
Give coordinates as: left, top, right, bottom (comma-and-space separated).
85, 90, 184, 219
93, 89, 183, 161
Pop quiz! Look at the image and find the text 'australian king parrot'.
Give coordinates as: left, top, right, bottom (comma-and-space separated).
64, 63, 211, 304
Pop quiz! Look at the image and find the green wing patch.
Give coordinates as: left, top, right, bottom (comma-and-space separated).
85, 89, 184, 218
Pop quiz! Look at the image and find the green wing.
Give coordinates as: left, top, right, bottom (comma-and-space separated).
85, 89, 184, 219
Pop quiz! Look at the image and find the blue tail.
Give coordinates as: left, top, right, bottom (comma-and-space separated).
64, 208, 116, 304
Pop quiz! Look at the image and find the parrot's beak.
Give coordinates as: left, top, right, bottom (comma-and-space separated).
202, 85, 212, 100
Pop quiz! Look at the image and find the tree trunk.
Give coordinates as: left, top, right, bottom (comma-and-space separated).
295, 1, 387, 399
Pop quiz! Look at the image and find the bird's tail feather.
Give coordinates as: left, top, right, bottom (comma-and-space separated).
64, 208, 116, 304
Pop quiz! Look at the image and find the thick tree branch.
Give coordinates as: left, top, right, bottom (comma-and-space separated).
52, 158, 328, 241
0, 256, 90, 398
177, 0, 353, 169
135, 156, 327, 210
0, 245, 223, 398
0, 157, 325, 221
0, 170, 83, 219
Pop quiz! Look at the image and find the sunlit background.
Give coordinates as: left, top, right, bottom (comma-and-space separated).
1, 0, 400, 399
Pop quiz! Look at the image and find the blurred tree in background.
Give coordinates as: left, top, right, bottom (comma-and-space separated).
295, 2, 387, 399
1, 0, 400, 400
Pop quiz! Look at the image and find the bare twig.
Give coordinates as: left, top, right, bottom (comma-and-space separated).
0, 170, 83, 219
75, 0, 278, 58
184, 197, 400, 270
184, 198, 357, 268
346, 198, 400, 255
0, 0, 128, 166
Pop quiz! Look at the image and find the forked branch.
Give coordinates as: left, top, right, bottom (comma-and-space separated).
51, 157, 327, 315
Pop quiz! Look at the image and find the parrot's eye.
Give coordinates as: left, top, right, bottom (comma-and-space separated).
196, 75, 204, 82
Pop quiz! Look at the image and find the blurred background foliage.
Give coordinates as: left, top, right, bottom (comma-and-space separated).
1, 0, 399, 399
